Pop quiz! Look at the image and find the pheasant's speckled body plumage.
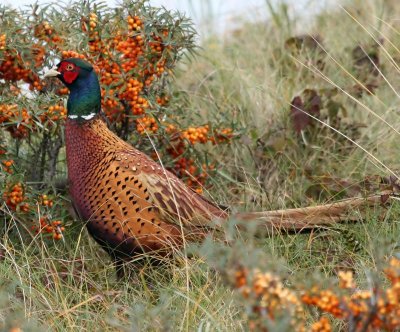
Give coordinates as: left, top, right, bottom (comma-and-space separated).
65, 114, 227, 258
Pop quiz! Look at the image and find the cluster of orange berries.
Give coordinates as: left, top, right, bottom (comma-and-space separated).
0, 43, 44, 91
31, 19, 62, 67
33, 21, 60, 42
0, 34, 5, 50
136, 115, 158, 135
34, 21, 53, 38
89, 13, 98, 31
1, 159, 14, 174
179, 125, 233, 145
302, 288, 342, 317
301, 258, 400, 330
310, 317, 331, 332
39, 194, 54, 208
26, 195, 64, 240
31, 44, 46, 68
182, 125, 209, 144
0, 55, 29, 82
235, 268, 301, 309
57, 87, 69, 95
127, 15, 143, 32
337, 270, 355, 289
164, 123, 232, 191
8, 85, 21, 96
33, 216, 65, 240
87, 13, 101, 53
118, 78, 148, 116
0, 104, 32, 139
107, 17, 146, 118
234, 267, 303, 331
210, 128, 234, 144
61, 50, 85, 60
164, 122, 233, 190
156, 96, 169, 106
174, 158, 213, 193
0, 102, 67, 137
40, 104, 67, 123
145, 29, 170, 83
149, 31, 168, 54
114, 32, 143, 66
2, 183, 29, 212
33, 20, 62, 44
112, 16, 167, 115
165, 123, 178, 135
30, 79, 45, 92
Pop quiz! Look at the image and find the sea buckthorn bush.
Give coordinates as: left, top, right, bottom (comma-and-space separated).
230, 257, 400, 331
0, 0, 234, 241
198, 230, 400, 332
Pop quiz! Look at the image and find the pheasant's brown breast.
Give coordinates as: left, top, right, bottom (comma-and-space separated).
65, 117, 187, 257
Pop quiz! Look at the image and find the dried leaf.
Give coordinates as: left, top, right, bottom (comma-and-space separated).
290, 96, 308, 133
381, 194, 390, 204
352, 44, 380, 76
303, 89, 321, 116
290, 89, 321, 134
285, 35, 326, 70
351, 83, 378, 97
284, 35, 323, 53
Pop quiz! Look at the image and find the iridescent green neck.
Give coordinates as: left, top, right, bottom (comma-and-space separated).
67, 70, 101, 120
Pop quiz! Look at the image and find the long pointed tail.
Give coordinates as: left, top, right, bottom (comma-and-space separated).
234, 194, 390, 231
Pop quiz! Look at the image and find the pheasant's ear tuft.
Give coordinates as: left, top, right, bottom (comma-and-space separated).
63, 58, 93, 71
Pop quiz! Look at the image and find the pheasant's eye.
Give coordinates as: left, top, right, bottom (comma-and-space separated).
66, 64, 74, 71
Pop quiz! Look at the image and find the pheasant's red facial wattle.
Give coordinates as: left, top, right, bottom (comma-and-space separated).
63, 71, 79, 84
58, 61, 79, 84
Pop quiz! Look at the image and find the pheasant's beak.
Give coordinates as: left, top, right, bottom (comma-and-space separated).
44, 66, 60, 78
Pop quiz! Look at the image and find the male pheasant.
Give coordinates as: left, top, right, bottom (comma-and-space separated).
44, 58, 228, 264
44, 58, 385, 268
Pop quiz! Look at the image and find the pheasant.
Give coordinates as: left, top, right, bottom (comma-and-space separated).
44, 58, 385, 271
44, 58, 228, 263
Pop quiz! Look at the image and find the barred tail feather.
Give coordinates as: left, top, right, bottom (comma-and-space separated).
234, 194, 390, 231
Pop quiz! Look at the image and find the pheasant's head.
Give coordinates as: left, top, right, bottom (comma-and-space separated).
44, 58, 101, 121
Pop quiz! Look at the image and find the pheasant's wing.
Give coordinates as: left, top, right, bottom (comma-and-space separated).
116, 150, 227, 228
